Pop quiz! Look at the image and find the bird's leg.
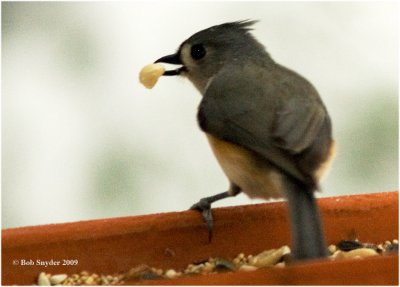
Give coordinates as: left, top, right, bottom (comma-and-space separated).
190, 184, 241, 241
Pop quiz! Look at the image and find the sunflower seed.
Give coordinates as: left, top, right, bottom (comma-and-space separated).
38, 272, 51, 286
50, 274, 67, 285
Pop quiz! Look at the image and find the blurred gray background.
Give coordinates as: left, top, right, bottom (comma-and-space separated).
2, 2, 398, 228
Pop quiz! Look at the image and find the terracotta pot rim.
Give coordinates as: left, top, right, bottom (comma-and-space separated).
2, 191, 398, 285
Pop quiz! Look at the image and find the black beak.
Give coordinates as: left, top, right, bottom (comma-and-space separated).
154, 53, 185, 76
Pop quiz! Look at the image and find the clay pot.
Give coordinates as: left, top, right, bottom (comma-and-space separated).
2, 191, 398, 285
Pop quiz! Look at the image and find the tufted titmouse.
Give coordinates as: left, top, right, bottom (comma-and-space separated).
153, 20, 335, 260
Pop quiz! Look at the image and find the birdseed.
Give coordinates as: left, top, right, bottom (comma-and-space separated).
38, 272, 51, 286
37, 239, 398, 285
139, 63, 165, 89
49, 274, 67, 285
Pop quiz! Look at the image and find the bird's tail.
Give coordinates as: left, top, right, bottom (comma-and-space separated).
284, 176, 328, 260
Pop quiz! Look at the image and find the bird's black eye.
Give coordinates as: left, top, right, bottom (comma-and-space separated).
190, 44, 206, 60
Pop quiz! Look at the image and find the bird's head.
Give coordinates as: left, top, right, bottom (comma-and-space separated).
154, 20, 271, 93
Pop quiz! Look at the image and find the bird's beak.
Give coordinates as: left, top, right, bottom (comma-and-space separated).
154, 53, 185, 76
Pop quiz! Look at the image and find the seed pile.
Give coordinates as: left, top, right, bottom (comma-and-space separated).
37, 271, 124, 286
37, 239, 398, 285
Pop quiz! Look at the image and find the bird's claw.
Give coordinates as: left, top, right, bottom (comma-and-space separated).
190, 198, 214, 241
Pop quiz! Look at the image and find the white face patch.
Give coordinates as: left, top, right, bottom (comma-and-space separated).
179, 43, 213, 95
180, 43, 197, 71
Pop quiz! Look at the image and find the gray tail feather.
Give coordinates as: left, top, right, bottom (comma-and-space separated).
284, 176, 328, 260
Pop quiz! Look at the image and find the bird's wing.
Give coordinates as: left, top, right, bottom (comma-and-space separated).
271, 94, 326, 154
198, 65, 327, 184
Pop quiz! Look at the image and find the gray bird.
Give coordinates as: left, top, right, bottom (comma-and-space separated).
154, 20, 335, 260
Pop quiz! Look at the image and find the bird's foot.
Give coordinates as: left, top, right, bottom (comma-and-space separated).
190, 198, 214, 242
